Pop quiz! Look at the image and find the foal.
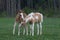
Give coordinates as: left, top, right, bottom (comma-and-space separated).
21, 12, 43, 36
13, 10, 27, 35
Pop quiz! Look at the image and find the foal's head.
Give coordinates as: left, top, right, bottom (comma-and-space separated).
16, 10, 27, 22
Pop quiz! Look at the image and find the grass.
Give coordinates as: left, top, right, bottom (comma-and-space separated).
0, 17, 60, 40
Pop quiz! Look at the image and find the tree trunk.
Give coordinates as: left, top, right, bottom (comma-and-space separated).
59, 0, 60, 9
27, 0, 30, 8
11, 0, 14, 17
30, 0, 33, 9
13, 0, 16, 16
48, 0, 50, 9
11, 0, 16, 17
59, 0, 60, 14
53, 0, 56, 14
18, 0, 21, 10
7, 0, 11, 17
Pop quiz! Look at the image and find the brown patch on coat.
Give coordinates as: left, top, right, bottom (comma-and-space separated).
29, 12, 41, 24
33, 13, 41, 22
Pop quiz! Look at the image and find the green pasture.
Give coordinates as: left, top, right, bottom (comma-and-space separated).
0, 17, 60, 40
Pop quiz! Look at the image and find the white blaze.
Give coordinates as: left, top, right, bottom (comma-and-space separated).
20, 13, 24, 19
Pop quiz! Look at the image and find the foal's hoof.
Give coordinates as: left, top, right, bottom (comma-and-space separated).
18, 33, 20, 36
37, 33, 39, 35
23, 34, 25, 35
26, 34, 28, 35
13, 33, 15, 35
40, 32, 42, 35
32, 34, 34, 36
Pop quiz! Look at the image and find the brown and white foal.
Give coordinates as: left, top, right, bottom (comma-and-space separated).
21, 12, 43, 36
13, 10, 27, 35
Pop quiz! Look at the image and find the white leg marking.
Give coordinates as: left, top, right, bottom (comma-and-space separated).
40, 22, 42, 35
37, 23, 39, 35
26, 26, 28, 35
32, 23, 34, 36
18, 23, 21, 36
13, 22, 16, 35
23, 27, 25, 35
40, 14, 43, 35
30, 25, 32, 35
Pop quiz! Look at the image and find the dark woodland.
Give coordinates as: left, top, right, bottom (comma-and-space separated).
0, 0, 60, 17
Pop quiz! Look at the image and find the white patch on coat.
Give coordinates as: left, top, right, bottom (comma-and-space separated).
25, 15, 34, 23
35, 16, 38, 20
35, 13, 43, 22
40, 14, 43, 22
28, 12, 34, 16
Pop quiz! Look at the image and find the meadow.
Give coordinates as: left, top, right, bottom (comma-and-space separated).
0, 17, 60, 40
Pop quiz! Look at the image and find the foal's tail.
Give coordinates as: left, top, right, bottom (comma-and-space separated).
40, 13, 43, 23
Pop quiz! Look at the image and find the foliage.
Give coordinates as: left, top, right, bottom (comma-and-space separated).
23, 7, 54, 17
23, 7, 33, 14
44, 8, 54, 17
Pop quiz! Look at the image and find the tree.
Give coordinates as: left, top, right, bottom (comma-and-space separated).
18, 0, 21, 10
7, 0, 11, 17
53, 0, 57, 14
27, 0, 33, 9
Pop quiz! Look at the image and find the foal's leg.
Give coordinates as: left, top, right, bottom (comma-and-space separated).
23, 27, 25, 35
13, 22, 16, 35
30, 24, 32, 35
18, 23, 22, 36
23, 25, 28, 35
40, 22, 42, 35
37, 23, 39, 35
32, 23, 34, 36
25, 25, 28, 35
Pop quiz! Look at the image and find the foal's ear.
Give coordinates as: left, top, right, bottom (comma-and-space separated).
16, 10, 19, 14
19, 10, 24, 13
16, 10, 21, 15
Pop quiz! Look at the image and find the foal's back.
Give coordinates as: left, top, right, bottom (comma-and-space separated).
32, 12, 41, 22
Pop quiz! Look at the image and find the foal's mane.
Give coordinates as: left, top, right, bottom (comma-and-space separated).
18, 10, 24, 13
16, 10, 24, 14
